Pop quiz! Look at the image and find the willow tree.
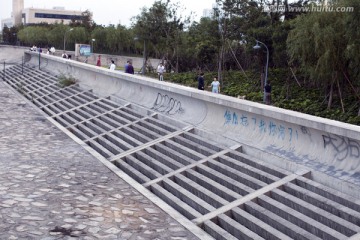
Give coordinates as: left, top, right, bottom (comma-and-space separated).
287, 0, 359, 112
18, 26, 48, 47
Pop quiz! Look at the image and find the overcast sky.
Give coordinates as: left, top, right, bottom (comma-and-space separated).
0, 0, 216, 27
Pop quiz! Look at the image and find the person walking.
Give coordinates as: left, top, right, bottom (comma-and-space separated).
264, 81, 272, 105
124, 61, 129, 72
96, 55, 101, 67
109, 60, 116, 71
157, 63, 165, 81
126, 62, 134, 74
62, 51, 68, 59
197, 72, 205, 90
210, 77, 220, 93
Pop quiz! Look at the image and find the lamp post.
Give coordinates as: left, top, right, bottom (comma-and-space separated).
63, 28, 73, 51
134, 37, 146, 75
253, 40, 269, 103
91, 38, 96, 53
13, 33, 18, 46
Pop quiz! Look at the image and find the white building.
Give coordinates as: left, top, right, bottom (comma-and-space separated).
1, 0, 85, 30
21, 8, 83, 25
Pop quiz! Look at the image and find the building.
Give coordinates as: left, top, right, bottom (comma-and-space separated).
22, 7, 83, 25
1, 0, 85, 30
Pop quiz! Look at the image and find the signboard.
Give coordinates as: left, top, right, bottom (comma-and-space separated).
79, 44, 91, 56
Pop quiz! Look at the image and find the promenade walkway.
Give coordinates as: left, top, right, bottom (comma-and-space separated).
0, 81, 198, 239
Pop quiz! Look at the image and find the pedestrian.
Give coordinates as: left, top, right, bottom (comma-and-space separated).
62, 51, 68, 59
210, 77, 220, 93
197, 72, 205, 90
157, 63, 165, 81
264, 80, 272, 105
124, 60, 129, 72
96, 55, 101, 67
109, 60, 116, 71
50, 46, 56, 55
126, 61, 134, 74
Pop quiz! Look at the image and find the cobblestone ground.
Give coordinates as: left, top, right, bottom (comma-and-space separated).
0, 81, 199, 240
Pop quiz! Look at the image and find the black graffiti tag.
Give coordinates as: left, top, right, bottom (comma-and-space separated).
323, 134, 360, 161
152, 93, 184, 115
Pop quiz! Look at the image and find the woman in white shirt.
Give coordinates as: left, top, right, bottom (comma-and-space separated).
110, 60, 116, 70
211, 77, 220, 93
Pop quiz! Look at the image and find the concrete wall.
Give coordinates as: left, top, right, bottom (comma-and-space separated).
25, 51, 360, 185
0, 45, 161, 70
0, 45, 27, 63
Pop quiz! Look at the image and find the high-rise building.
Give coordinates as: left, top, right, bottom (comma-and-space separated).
12, 0, 24, 26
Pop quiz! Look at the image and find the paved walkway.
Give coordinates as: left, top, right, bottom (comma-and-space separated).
0, 81, 199, 239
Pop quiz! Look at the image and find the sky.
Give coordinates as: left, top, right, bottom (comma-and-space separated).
0, 0, 216, 27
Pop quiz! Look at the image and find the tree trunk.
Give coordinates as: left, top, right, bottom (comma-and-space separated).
327, 80, 334, 110
286, 73, 290, 100
336, 77, 345, 113
218, 42, 225, 86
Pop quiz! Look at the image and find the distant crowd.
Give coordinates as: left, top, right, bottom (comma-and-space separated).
30, 45, 56, 55
28, 46, 226, 96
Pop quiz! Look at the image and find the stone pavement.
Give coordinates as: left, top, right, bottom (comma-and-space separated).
0, 81, 199, 239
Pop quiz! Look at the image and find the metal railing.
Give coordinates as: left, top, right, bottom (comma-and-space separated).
2, 57, 26, 81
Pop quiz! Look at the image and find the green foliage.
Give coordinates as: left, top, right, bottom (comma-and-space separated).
57, 73, 77, 88
132, 0, 190, 63
287, 0, 360, 110
161, 68, 359, 125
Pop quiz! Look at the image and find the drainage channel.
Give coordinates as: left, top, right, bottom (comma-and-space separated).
3, 64, 360, 240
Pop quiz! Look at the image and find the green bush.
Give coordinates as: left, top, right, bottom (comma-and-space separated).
58, 73, 77, 88
146, 68, 359, 126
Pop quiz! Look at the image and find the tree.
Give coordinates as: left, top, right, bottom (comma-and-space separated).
132, 0, 190, 72
2, 26, 18, 45
287, 0, 359, 112
18, 26, 48, 46
187, 17, 221, 71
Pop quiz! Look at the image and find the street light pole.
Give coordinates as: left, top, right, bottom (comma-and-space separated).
91, 39, 96, 53
63, 28, 73, 51
253, 40, 269, 103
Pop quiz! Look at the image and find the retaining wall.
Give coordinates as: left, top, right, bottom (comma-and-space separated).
25, 51, 360, 187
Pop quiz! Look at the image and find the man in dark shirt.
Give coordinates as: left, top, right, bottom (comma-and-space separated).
198, 72, 205, 90
126, 62, 134, 74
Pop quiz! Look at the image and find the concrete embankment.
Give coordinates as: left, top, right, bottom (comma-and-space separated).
24, 50, 360, 189
4, 51, 360, 239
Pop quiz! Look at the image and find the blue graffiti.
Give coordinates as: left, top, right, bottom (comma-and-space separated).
240, 115, 249, 126
259, 120, 266, 133
224, 110, 232, 125
224, 109, 299, 143
278, 125, 285, 140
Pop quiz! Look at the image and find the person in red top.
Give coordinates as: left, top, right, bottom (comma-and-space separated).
96, 55, 101, 67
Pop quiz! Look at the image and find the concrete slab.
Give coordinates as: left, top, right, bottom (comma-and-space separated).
0, 80, 201, 239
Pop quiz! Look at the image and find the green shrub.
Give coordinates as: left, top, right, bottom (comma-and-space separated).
58, 73, 77, 88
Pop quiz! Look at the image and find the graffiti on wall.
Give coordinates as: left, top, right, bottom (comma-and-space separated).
152, 93, 184, 115
323, 134, 360, 161
224, 109, 300, 143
